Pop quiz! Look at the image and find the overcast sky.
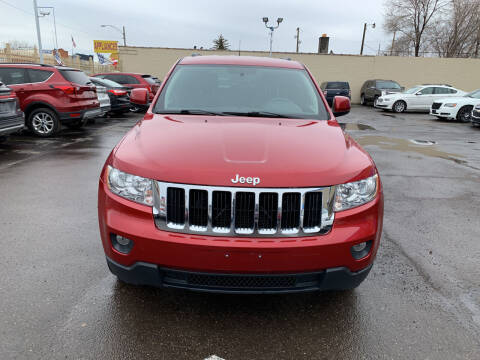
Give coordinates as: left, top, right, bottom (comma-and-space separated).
1, 0, 390, 56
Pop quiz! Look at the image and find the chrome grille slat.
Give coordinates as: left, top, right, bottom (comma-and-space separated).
153, 182, 335, 238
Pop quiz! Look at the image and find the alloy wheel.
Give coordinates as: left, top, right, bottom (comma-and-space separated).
32, 112, 54, 135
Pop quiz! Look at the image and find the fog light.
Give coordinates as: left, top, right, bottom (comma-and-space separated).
350, 240, 372, 260
352, 242, 367, 252
110, 233, 134, 254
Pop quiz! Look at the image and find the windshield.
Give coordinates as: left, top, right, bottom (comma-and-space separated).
377, 81, 401, 90
466, 89, 480, 98
154, 64, 329, 120
142, 76, 157, 85
404, 86, 422, 94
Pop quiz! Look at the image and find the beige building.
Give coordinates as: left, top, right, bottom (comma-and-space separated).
118, 46, 480, 103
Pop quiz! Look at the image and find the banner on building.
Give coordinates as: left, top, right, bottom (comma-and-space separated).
93, 40, 118, 53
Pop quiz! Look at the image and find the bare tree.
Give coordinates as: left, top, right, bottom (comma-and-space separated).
428, 0, 480, 57
384, 0, 447, 56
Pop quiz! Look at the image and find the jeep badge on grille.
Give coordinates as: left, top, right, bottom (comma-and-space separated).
231, 174, 261, 186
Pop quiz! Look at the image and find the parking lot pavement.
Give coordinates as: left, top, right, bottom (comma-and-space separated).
0, 108, 479, 359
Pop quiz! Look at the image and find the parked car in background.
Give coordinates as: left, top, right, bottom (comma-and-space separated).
375, 84, 466, 113
0, 82, 24, 142
320, 81, 351, 106
471, 104, 480, 126
89, 77, 131, 114
0, 64, 100, 137
92, 72, 160, 102
360, 79, 403, 106
430, 89, 480, 122
93, 84, 111, 118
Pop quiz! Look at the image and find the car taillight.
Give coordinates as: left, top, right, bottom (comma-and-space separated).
51, 85, 76, 95
107, 89, 127, 96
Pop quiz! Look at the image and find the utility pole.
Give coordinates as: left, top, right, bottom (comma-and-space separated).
390, 30, 396, 56
122, 26, 126, 46
33, 0, 43, 63
101, 24, 126, 46
295, 27, 300, 53
360, 22, 375, 55
262, 17, 283, 57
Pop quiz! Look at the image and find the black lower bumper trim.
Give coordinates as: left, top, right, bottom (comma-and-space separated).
106, 257, 373, 294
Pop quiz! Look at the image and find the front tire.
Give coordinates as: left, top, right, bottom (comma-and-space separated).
360, 94, 366, 106
456, 106, 473, 122
393, 100, 406, 113
27, 108, 60, 137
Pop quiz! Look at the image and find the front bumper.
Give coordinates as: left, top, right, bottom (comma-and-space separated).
374, 100, 393, 110
430, 108, 456, 119
98, 177, 383, 292
472, 112, 480, 125
107, 256, 373, 293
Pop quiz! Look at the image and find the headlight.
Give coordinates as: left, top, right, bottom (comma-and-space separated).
107, 166, 153, 206
444, 103, 457, 107
334, 174, 379, 212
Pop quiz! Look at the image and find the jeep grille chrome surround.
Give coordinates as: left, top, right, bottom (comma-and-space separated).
152, 182, 335, 237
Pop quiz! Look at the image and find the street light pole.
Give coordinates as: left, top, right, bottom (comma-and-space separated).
101, 24, 126, 46
262, 17, 283, 57
39, 7, 58, 49
360, 22, 376, 55
33, 0, 43, 63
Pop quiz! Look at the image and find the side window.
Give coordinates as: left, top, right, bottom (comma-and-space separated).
103, 74, 121, 83
434, 87, 449, 95
419, 87, 434, 95
448, 88, 457, 94
27, 69, 53, 83
0, 67, 28, 85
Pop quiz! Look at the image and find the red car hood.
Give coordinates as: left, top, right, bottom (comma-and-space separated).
112, 114, 375, 187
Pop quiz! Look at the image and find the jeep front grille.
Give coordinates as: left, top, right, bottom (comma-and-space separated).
153, 182, 335, 237
432, 102, 442, 110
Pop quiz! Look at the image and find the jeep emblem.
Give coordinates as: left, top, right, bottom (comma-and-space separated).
231, 174, 260, 186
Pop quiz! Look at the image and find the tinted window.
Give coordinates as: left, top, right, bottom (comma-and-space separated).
448, 88, 457, 94
28, 69, 53, 83
419, 87, 434, 95
326, 82, 349, 89
376, 81, 401, 90
90, 77, 123, 88
0, 67, 28, 85
123, 75, 140, 84
60, 70, 91, 85
155, 64, 328, 120
105, 74, 140, 84
434, 87, 450, 95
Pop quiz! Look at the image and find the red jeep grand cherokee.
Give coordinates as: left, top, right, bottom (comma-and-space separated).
98, 56, 384, 293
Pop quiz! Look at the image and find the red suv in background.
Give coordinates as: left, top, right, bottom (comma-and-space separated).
0, 64, 100, 137
92, 72, 160, 102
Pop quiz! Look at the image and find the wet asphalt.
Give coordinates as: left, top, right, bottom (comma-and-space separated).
0, 107, 479, 359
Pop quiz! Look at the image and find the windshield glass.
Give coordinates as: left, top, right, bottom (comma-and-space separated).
377, 81, 401, 90
404, 86, 422, 94
466, 89, 480, 98
154, 65, 329, 120
143, 76, 157, 85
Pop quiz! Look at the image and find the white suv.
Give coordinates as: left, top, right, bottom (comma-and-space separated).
430, 89, 480, 122
375, 85, 465, 113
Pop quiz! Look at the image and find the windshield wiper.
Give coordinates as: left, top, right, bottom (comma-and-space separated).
222, 111, 296, 118
154, 109, 226, 116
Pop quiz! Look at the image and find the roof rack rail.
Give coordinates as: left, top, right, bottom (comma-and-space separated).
0, 62, 54, 67
421, 83, 453, 87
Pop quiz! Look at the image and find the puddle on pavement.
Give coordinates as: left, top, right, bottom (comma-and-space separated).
356, 135, 469, 166
340, 123, 376, 131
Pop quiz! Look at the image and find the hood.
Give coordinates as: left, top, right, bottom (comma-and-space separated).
434, 96, 472, 104
112, 114, 375, 187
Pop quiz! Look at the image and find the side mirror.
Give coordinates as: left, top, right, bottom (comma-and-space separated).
332, 96, 351, 117
416, 92, 422, 96
130, 88, 149, 106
